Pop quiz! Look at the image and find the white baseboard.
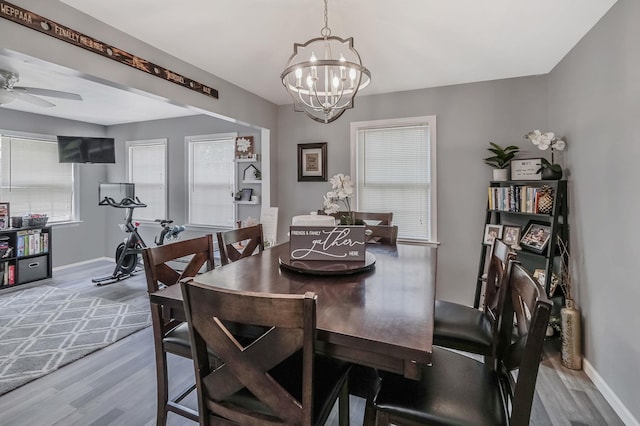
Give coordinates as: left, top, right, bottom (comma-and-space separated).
583, 358, 639, 426
53, 257, 113, 272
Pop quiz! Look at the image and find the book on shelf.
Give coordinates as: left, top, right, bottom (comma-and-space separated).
488, 185, 545, 214
16, 229, 44, 257
1, 261, 13, 285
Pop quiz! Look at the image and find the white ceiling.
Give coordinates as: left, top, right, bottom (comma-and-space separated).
1, 0, 618, 125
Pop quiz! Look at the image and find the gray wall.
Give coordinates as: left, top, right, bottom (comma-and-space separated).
277, 76, 548, 303
0, 109, 110, 266
547, 0, 639, 420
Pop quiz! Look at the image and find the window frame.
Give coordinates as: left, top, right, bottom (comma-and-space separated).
0, 130, 79, 224
350, 116, 437, 244
186, 132, 237, 228
126, 138, 168, 222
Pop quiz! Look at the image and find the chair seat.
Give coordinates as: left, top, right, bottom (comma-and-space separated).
163, 323, 220, 364
205, 350, 351, 425
433, 300, 493, 355
374, 347, 507, 425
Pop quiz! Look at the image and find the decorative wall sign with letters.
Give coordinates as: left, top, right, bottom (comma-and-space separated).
0, 1, 218, 99
289, 226, 365, 261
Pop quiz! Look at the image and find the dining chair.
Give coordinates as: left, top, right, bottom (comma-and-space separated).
364, 225, 398, 245
180, 280, 352, 426
216, 223, 264, 266
373, 261, 552, 425
141, 234, 216, 425
432, 238, 514, 364
354, 211, 393, 225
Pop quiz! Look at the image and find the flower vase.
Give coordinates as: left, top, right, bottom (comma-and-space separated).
561, 299, 582, 370
541, 167, 562, 180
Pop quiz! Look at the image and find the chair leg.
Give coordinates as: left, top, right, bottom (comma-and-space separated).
374, 410, 389, 426
155, 350, 169, 426
338, 379, 350, 426
362, 397, 377, 426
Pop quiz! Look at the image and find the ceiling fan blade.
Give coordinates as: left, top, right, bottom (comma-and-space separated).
12, 91, 56, 108
14, 86, 83, 101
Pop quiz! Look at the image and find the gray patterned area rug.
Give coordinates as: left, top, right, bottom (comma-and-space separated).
0, 285, 150, 395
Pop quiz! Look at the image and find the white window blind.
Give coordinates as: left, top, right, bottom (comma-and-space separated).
352, 117, 436, 242
127, 140, 167, 221
0, 135, 74, 222
188, 134, 235, 227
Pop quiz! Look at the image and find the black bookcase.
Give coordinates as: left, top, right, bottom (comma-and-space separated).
0, 225, 52, 289
475, 180, 568, 308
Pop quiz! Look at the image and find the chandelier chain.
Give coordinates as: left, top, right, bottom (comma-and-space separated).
321, 0, 331, 38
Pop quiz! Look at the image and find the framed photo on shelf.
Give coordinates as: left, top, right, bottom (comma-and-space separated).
520, 220, 552, 254
502, 225, 521, 247
239, 188, 253, 202
0, 202, 9, 230
483, 224, 503, 245
298, 142, 327, 182
510, 158, 543, 181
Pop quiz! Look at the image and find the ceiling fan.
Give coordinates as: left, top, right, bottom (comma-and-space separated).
0, 69, 83, 108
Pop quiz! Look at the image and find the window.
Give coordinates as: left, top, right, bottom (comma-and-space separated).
127, 139, 167, 221
351, 116, 437, 242
0, 133, 76, 222
187, 133, 235, 228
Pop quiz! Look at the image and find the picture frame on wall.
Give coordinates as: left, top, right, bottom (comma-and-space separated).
235, 136, 255, 159
298, 142, 327, 182
520, 220, 552, 254
0, 203, 9, 230
483, 224, 503, 245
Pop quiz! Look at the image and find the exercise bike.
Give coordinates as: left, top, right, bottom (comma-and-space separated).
92, 196, 185, 286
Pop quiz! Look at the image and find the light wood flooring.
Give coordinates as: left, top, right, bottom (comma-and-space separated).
0, 259, 624, 425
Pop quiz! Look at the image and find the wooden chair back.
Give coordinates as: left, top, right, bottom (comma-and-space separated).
483, 238, 515, 317
354, 211, 393, 225
181, 280, 318, 425
497, 262, 552, 424
365, 225, 398, 245
142, 234, 215, 294
216, 223, 264, 266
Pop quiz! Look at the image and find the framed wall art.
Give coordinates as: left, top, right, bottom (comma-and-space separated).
520, 220, 552, 254
235, 136, 255, 159
298, 142, 327, 182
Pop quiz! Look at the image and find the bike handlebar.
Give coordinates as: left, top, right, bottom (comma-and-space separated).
99, 196, 147, 208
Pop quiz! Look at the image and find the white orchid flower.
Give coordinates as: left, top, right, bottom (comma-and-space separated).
552, 139, 566, 151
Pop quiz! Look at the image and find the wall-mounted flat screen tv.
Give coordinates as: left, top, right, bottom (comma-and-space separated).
57, 136, 116, 163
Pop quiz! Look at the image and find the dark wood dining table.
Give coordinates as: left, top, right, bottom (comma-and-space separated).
149, 242, 437, 380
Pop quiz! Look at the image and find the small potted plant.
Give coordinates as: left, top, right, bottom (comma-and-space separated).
484, 142, 520, 181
